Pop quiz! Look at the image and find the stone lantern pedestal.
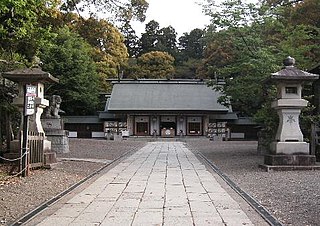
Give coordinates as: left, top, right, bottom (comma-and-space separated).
2, 66, 59, 168
261, 57, 320, 171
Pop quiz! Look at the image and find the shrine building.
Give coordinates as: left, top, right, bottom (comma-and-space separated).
99, 79, 238, 138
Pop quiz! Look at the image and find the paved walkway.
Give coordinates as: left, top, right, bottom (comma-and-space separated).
35, 142, 254, 226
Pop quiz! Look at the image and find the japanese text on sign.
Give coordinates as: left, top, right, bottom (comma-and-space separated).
25, 85, 37, 116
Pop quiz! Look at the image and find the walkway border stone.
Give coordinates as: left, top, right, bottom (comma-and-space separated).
198, 152, 283, 226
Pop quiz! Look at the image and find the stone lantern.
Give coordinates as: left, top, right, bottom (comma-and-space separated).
262, 57, 320, 170
2, 65, 59, 167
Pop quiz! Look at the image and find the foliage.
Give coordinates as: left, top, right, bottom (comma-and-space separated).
0, 49, 31, 151
74, 17, 128, 91
174, 58, 202, 79
129, 51, 175, 79
202, 0, 320, 137
0, 0, 58, 61
38, 10, 129, 92
40, 27, 100, 115
60, 0, 149, 23
139, 20, 161, 55
0, 0, 146, 148
139, 20, 178, 57
178, 29, 205, 61
157, 26, 178, 58
120, 21, 140, 57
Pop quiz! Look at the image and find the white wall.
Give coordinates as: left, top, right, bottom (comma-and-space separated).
68, 131, 77, 138
92, 132, 105, 138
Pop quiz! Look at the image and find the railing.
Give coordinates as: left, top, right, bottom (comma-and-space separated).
0, 131, 45, 178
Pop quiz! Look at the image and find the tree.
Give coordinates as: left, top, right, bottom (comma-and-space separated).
40, 27, 100, 115
202, 0, 320, 139
130, 51, 175, 79
174, 58, 202, 79
139, 20, 161, 55
157, 26, 178, 57
178, 28, 205, 60
120, 20, 140, 57
60, 0, 149, 23
74, 17, 128, 91
0, 0, 57, 61
175, 28, 205, 78
139, 21, 179, 58
0, 0, 58, 150
0, 53, 25, 152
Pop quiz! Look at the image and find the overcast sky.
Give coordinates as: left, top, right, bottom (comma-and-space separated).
131, 0, 211, 37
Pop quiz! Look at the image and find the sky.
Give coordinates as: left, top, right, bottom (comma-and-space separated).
131, 0, 211, 37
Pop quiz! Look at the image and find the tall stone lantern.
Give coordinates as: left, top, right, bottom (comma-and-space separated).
263, 57, 319, 170
2, 65, 59, 168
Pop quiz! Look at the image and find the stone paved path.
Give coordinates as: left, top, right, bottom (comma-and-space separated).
35, 142, 254, 226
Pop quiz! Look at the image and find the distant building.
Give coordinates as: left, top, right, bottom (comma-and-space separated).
63, 79, 259, 139
63, 116, 105, 138
97, 79, 240, 138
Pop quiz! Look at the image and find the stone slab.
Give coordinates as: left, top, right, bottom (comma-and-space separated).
264, 154, 316, 166
259, 164, 320, 172
132, 210, 163, 226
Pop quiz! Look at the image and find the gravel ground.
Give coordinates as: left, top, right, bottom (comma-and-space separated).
0, 139, 146, 225
58, 139, 146, 160
186, 139, 320, 226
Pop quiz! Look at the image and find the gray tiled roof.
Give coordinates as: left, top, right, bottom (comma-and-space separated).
63, 116, 101, 124
107, 81, 228, 112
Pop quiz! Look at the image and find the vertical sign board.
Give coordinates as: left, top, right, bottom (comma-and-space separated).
21, 84, 37, 176
25, 85, 37, 116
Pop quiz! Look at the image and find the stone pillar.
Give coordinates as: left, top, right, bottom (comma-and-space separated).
127, 115, 134, 136
270, 97, 309, 155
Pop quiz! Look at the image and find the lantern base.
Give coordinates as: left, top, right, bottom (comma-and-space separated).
270, 141, 309, 155
264, 154, 316, 166
260, 154, 319, 171
259, 163, 320, 172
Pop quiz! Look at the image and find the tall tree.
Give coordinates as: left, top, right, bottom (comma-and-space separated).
40, 27, 100, 115
138, 20, 179, 58
175, 28, 205, 78
128, 51, 175, 79
139, 20, 161, 55
74, 17, 128, 91
120, 20, 140, 57
157, 26, 178, 57
0, 0, 57, 61
202, 0, 320, 137
60, 0, 149, 23
178, 28, 205, 60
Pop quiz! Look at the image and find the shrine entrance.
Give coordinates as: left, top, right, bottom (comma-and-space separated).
160, 116, 176, 137
135, 116, 149, 136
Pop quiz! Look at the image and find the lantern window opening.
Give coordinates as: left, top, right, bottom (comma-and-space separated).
285, 86, 298, 94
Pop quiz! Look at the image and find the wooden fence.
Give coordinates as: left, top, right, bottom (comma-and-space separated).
28, 131, 44, 168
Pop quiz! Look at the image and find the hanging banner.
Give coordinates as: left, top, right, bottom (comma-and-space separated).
25, 85, 37, 116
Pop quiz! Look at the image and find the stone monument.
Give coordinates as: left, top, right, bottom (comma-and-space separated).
2, 64, 59, 168
261, 57, 320, 171
41, 95, 69, 153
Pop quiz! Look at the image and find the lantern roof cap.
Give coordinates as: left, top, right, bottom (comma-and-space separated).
2, 66, 59, 83
271, 57, 318, 81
